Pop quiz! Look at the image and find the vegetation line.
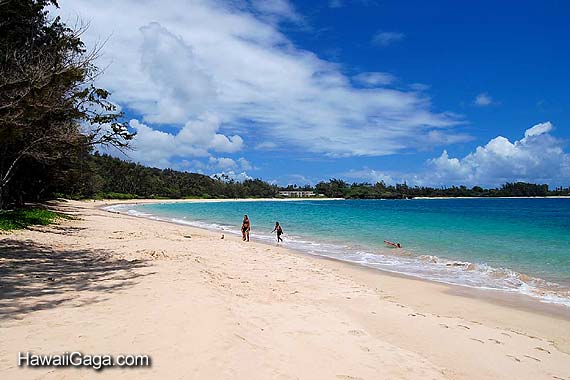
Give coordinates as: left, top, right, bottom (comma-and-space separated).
0, 208, 71, 231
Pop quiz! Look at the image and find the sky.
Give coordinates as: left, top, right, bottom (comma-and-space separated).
56, 0, 570, 187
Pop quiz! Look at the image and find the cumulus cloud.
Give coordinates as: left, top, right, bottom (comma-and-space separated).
139, 23, 218, 124
474, 92, 493, 106
237, 157, 253, 170
208, 157, 237, 170
57, 0, 463, 161
525, 121, 552, 137
208, 156, 252, 171
125, 115, 243, 167
372, 31, 406, 47
427, 122, 570, 186
344, 122, 570, 187
212, 170, 253, 182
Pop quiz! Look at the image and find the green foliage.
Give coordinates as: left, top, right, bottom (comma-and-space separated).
315, 179, 349, 198
95, 192, 141, 200
51, 153, 280, 199
0, 0, 134, 209
313, 180, 568, 199
0, 208, 68, 230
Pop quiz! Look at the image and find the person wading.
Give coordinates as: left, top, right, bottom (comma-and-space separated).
241, 215, 251, 242
272, 221, 283, 243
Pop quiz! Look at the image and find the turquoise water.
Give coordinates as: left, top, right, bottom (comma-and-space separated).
109, 199, 570, 306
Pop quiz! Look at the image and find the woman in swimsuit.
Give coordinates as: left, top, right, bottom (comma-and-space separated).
241, 215, 250, 242
272, 221, 283, 243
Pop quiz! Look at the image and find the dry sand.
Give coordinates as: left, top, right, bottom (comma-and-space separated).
1, 199, 569, 380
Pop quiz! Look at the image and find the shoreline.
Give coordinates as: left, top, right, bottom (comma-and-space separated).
102, 198, 570, 311
93, 197, 345, 206
2, 199, 569, 379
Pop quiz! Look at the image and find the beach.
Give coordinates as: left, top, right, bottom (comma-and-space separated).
1, 200, 569, 380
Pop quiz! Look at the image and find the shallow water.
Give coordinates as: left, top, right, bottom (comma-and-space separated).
108, 199, 570, 307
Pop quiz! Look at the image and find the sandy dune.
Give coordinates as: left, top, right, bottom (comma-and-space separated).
1, 200, 569, 380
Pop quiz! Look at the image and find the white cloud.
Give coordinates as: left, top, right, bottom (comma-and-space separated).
474, 92, 493, 106
524, 121, 552, 137
372, 31, 405, 47
208, 156, 237, 170
426, 122, 570, 186
124, 115, 243, 167
212, 170, 253, 182
139, 22, 218, 124
208, 156, 252, 171
237, 157, 253, 170
57, 0, 463, 161
344, 122, 570, 187
353, 72, 396, 87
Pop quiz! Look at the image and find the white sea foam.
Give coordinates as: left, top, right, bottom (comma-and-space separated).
105, 204, 570, 308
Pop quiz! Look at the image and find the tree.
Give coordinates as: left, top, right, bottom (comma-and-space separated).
0, 0, 134, 208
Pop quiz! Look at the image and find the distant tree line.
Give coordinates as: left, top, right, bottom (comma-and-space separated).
5, 146, 570, 205
49, 153, 280, 200
313, 179, 570, 199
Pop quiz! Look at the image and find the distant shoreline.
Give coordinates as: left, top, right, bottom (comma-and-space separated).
95, 197, 345, 208
91, 196, 570, 207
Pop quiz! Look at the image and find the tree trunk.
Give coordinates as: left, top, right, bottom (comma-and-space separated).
0, 183, 4, 210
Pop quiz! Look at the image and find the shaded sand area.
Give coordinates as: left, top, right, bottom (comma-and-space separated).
1, 200, 569, 380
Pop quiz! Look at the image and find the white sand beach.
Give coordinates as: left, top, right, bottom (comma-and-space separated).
1, 200, 569, 380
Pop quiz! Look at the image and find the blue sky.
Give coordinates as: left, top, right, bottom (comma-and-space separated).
58, 0, 570, 187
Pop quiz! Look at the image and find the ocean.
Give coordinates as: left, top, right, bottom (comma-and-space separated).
107, 199, 570, 307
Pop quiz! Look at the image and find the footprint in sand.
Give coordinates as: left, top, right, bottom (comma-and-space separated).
336, 375, 364, 380
534, 347, 551, 354
348, 330, 366, 337
488, 338, 503, 344
470, 338, 485, 344
457, 324, 470, 330
506, 355, 521, 363
360, 346, 371, 352
439, 323, 449, 329
523, 355, 541, 362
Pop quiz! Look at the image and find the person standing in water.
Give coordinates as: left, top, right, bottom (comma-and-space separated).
272, 221, 283, 243
241, 215, 250, 242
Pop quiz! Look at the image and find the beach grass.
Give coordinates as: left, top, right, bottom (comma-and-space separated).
0, 208, 72, 231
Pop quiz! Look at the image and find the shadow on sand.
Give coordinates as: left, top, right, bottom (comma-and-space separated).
0, 238, 152, 320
